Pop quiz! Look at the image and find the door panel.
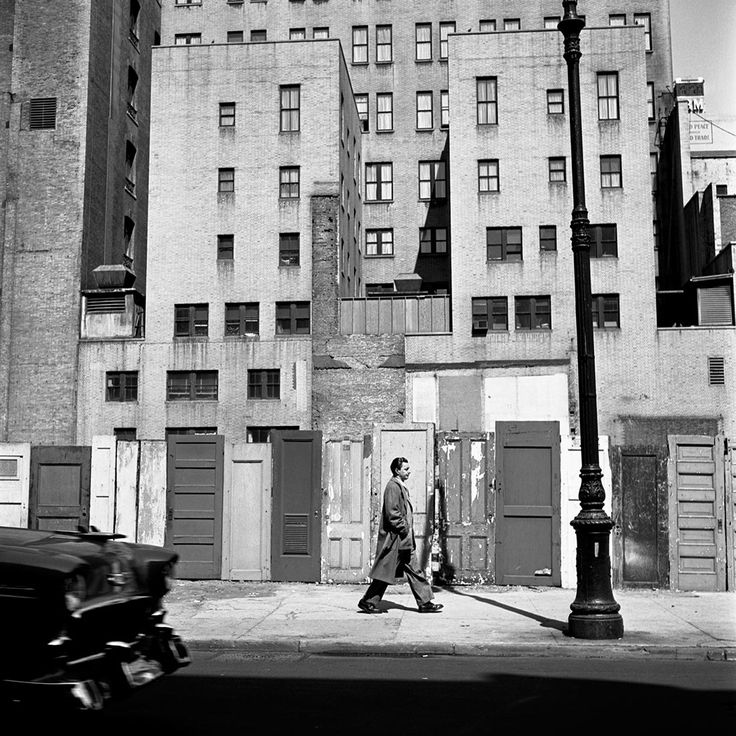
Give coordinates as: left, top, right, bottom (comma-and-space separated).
437, 432, 494, 583
30, 446, 91, 531
166, 435, 224, 580
668, 435, 726, 591
495, 422, 560, 586
727, 440, 736, 592
0, 443, 31, 528
271, 431, 322, 582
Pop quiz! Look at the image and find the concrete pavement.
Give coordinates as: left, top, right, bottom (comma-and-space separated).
164, 580, 736, 661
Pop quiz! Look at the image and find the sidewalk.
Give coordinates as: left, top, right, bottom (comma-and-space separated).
164, 580, 736, 661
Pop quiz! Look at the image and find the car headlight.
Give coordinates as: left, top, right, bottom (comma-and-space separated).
64, 574, 87, 612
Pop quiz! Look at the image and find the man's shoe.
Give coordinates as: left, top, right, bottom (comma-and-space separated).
418, 602, 443, 613
358, 599, 381, 614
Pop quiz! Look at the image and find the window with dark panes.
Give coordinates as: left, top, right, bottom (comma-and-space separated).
366, 162, 393, 201
547, 89, 564, 114
589, 224, 618, 257
225, 302, 259, 336
174, 304, 209, 337
539, 226, 557, 251
174, 33, 201, 45
227, 30, 243, 43
280, 85, 300, 132
591, 294, 620, 328
376, 24, 392, 62
487, 227, 522, 261
219, 102, 235, 126
352, 26, 368, 63
247, 426, 298, 443
366, 229, 394, 256
276, 301, 310, 335
279, 233, 300, 266
248, 369, 280, 400
477, 77, 498, 125
106, 371, 138, 402
515, 296, 551, 330
478, 159, 499, 192
166, 370, 218, 400
439, 21, 455, 59
218, 167, 235, 192
418, 161, 446, 200
597, 72, 619, 120
125, 141, 137, 193
415, 23, 432, 60
472, 297, 508, 332
600, 155, 622, 188
376, 93, 393, 131
217, 234, 234, 260
503, 18, 520, 30
250, 29, 266, 42
420, 227, 447, 255
127, 67, 139, 118
279, 166, 300, 198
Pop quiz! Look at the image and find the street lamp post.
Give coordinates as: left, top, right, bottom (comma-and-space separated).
558, 0, 624, 640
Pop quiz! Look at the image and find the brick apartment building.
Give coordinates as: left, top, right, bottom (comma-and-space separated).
2, 1, 734, 590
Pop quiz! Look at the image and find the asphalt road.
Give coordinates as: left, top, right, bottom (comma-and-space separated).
32, 652, 736, 733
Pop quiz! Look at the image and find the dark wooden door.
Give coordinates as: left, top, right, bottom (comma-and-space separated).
495, 422, 561, 586
271, 430, 322, 582
611, 446, 668, 588
30, 446, 91, 531
166, 435, 224, 579
437, 432, 495, 583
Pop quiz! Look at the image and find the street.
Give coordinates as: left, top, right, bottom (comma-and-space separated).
40, 651, 736, 733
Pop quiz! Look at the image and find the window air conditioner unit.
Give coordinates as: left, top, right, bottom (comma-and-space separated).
473, 318, 488, 330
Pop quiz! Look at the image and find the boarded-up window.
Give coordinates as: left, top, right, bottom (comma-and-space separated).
29, 97, 57, 129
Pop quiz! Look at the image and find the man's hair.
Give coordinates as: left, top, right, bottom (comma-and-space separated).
390, 456, 408, 475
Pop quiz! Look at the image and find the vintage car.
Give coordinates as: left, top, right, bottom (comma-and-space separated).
0, 524, 190, 711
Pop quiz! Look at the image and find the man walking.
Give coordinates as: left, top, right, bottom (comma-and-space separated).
358, 457, 443, 614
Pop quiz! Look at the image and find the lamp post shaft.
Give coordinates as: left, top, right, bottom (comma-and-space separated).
558, 0, 624, 640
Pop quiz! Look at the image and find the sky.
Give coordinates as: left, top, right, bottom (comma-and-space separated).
669, 0, 736, 133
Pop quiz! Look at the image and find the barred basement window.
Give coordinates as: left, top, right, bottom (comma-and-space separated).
29, 98, 57, 129
708, 357, 725, 386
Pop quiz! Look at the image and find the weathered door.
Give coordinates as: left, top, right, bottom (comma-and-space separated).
373, 423, 435, 570
0, 443, 31, 528
611, 446, 669, 588
495, 422, 561, 586
224, 442, 271, 581
668, 435, 726, 591
437, 432, 495, 583
29, 446, 91, 532
271, 430, 322, 582
90, 436, 116, 533
726, 439, 736, 592
165, 435, 224, 579
324, 438, 370, 582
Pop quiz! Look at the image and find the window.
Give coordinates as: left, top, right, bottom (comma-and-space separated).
439, 21, 455, 59
355, 94, 369, 132
548, 157, 566, 183
247, 427, 298, 443
129, 0, 140, 40
125, 141, 137, 193
589, 224, 618, 257
127, 67, 139, 119
175, 304, 208, 337
167, 371, 218, 401
219, 102, 235, 127
647, 82, 655, 121
634, 13, 652, 51
478, 159, 499, 192
609, 14, 626, 26
420, 227, 447, 254
708, 357, 725, 386
166, 427, 217, 439
416, 92, 433, 129
352, 26, 368, 63
366, 162, 393, 201
716, 184, 728, 196
227, 30, 243, 43
415, 23, 432, 61
418, 161, 446, 200
366, 229, 394, 256
515, 296, 551, 330
650, 153, 658, 192
276, 301, 310, 335
503, 18, 521, 31
313, 27, 329, 39
600, 155, 622, 188
218, 167, 235, 193
289, 28, 306, 40
123, 216, 135, 260
477, 77, 498, 125
225, 302, 259, 336
597, 72, 619, 120
106, 371, 138, 402
279, 233, 300, 266
248, 370, 280, 399
114, 428, 137, 442
440, 90, 449, 128
376, 24, 392, 62
279, 166, 300, 198
540, 225, 557, 251
376, 93, 393, 131
250, 29, 267, 42
217, 234, 234, 260
591, 294, 620, 328
487, 227, 522, 262
547, 89, 564, 114
280, 85, 300, 132
174, 33, 201, 45
472, 297, 508, 332
479, 20, 496, 32
543, 16, 560, 29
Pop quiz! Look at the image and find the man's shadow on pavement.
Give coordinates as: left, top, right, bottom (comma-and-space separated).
439, 585, 569, 635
